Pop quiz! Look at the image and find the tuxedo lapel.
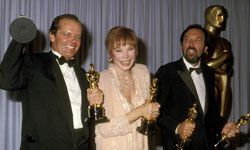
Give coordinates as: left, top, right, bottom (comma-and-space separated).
177, 70, 199, 102
49, 53, 90, 146
48, 53, 75, 136
176, 59, 205, 118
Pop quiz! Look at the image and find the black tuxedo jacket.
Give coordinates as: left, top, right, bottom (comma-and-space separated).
155, 58, 226, 150
0, 40, 90, 150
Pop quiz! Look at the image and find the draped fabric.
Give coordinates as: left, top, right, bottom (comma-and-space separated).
0, 0, 249, 150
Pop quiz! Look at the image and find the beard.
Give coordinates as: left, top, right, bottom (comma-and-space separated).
183, 47, 201, 64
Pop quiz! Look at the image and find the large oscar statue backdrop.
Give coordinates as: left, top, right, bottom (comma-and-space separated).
203, 5, 234, 120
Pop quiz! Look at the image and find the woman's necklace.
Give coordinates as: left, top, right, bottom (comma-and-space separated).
117, 72, 135, 104
123, 74, 130, 84
118, 73, 132, 85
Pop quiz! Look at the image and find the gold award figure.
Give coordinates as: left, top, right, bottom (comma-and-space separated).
214, 113, 250, 148
137, 78, 158, 135
87, 64, 99, 90
86, 64, 108, 122
203, 5, 233, 119
176, 103, 198, 150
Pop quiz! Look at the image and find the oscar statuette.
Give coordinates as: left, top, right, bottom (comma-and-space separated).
86, 64, 108, 123
176, 103, 198, 150
137, 78, 158, 135
214, 113, 250, 148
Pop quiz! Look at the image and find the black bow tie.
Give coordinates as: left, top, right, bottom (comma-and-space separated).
51, 52, 75, 67
57, 56, 75, 67
189, 67, 202, 74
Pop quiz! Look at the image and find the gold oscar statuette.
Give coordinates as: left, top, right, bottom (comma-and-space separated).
86, 64, 108, 123
137, 77, 158, 135
214, 113, 250, 148
176, 103, 198, 150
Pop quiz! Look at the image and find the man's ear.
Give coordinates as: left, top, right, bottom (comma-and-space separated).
49, 32, 55, 43
204, 46, 208, 54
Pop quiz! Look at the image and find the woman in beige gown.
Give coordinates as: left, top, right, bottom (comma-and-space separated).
94, 26, 160, 150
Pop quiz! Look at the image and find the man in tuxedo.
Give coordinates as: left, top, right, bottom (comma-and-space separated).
155, 24, 239, 150
0, 14, 102, 150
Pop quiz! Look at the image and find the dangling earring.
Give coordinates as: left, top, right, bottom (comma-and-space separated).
108, 58, 113, 63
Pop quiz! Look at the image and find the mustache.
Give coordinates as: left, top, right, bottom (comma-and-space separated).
186, 46, 197, 52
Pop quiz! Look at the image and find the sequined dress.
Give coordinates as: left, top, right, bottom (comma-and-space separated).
94, 64, 150, 150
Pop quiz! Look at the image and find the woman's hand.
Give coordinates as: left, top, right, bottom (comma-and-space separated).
139, 101, 160, 120
126, 101, 160, 124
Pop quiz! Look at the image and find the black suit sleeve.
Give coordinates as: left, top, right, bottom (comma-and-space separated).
0, 40, 33, 90
155, 65, 180, 133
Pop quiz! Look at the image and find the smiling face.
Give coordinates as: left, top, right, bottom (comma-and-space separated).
182, 28, 207, 66
105, 26, 138, 72
110, 41, 137, 72
50, 18, 82, 60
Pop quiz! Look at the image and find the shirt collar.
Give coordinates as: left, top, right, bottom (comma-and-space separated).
50, 49, 62, 58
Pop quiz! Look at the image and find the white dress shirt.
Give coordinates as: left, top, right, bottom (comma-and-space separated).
183, 57, 206, 112
51, 50, 82, 129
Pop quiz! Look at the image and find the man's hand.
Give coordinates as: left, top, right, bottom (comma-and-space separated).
176, 120, 196, 139
87, 88, 103, 106
221, 122, 240, 138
